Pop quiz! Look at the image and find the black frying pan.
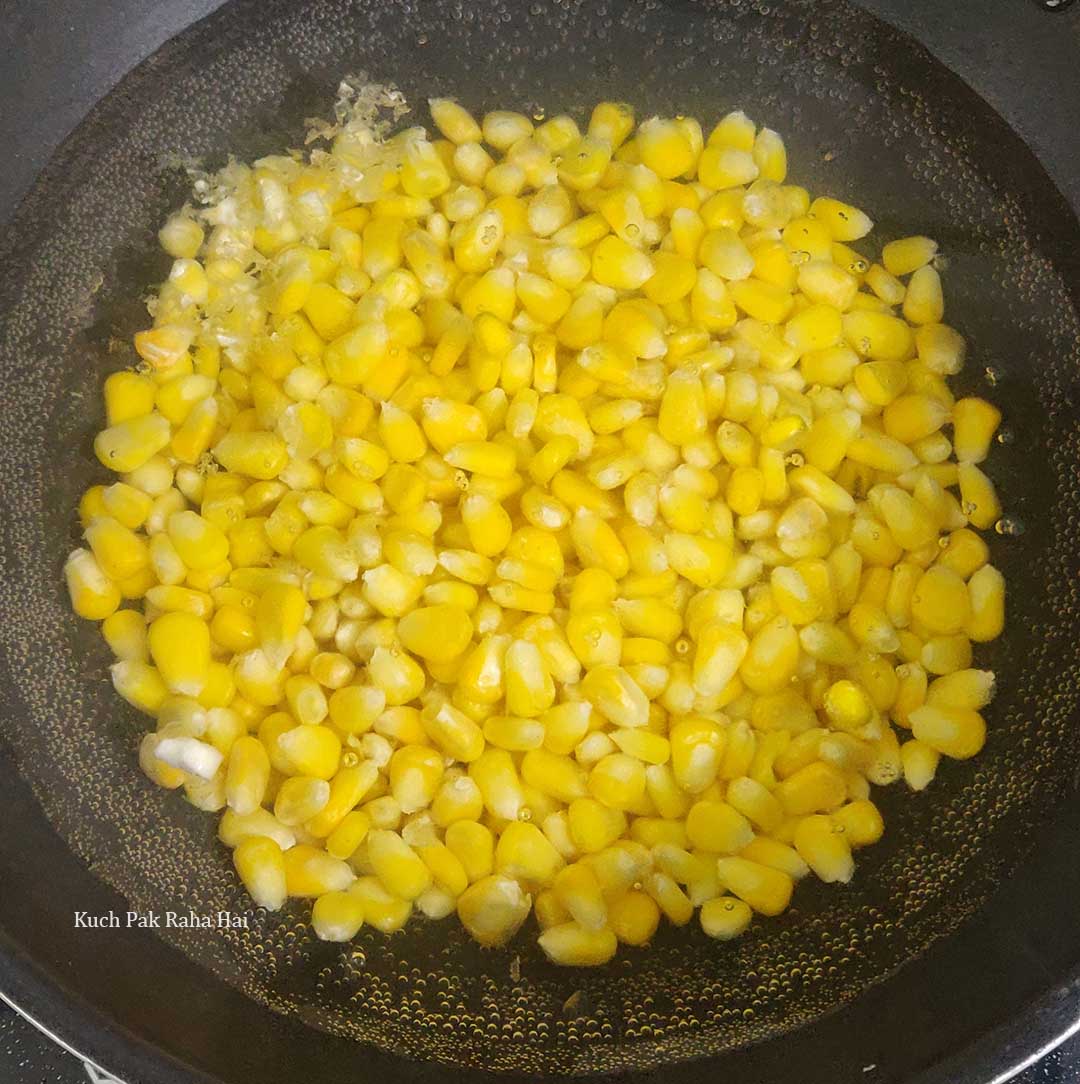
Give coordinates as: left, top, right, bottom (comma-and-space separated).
1, 2, 1079, 1083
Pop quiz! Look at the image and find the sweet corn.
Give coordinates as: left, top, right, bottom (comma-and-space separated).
700, 896, 753, 940
457, 875, 531, 947
794, 814, 854, 883
234, 836, 287, 910
70, 96, 1006, 967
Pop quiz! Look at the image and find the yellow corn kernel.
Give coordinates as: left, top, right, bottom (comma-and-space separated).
326, 810, 371, 860
900, 738, 939, 791
283, 844, 356, 898
430, 98, 482, 143
366, 829, 432, 899
739, 615, 799, 693
64, 548, 121, 620
739, 837, 809, 880
396, 604, 474, 663
310, 890, 366, 942
832, 799, 885, 847
494, 821, 564, 885
775, 761, 846, 815
842, 308, 914, 361
609, 890, 660, 946
254, 582, 306, 668
100, 609, 147, 662
697, 138, 759, 188
448, 874, 530, 948
440, 820, 492, 884
726, 776, 783, 834
961, 564, 1005, 643
556, 134, 613, 191
559, 797, 624, 855
909, 704, 985, 759
104, 371, 157, 426
881, 235, 937, 276
365, 644, 424, 704
686, 799, 755, 853
537, 921, 617, 966
729, 278, 793, 325
590, 234, 654, 290
934, 531, 985, 582
924, 670, 994, 714
387, 745, 443, 814
902, 265, 944, 325
633, 117, 694, 178
640, 870, 691, 926
584, 752, 644, 811
147, 612, 210, 697
955, 461, 1001, 530
909, 565, 970, 635
347, 876, 411, 933
500, 639, 553, 718
949, 397, 1001, 464
95, 413, 172, 473
211, 430, 289, 479
696, 225, 751, 280
715, 856, 793, 916
159, 214, 204, 258
233, 836, 287, 910
274, 776, 331, 826
110, 659, 168, 716
752, 124, 787, 180
224, 736, 270, 816
700, 896, 753, 940
822, 679, 873, 733
794, 814, 854, 883
328, 685, 385, 735
911, 326, 963, 381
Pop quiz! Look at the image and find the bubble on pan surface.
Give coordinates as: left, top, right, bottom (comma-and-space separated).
0, 0, 1079, 1074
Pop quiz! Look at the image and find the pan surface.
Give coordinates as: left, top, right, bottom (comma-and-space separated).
1, 0, 1079, 1081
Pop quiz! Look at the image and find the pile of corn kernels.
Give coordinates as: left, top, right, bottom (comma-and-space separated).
65, 88, 1006, 965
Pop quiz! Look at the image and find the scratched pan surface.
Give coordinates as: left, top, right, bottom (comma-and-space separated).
0, 1, 1079, 1082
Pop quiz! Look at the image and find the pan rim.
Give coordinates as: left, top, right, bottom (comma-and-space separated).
0, 0, 1078, 1081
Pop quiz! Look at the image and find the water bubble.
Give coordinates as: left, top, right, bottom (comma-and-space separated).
625, 222, 640, 238
996, 427, 1014, 445
852, 258, 869, 273
416, 33, 429, 45
994, 516, 1024, 537
675, 637, 691, 656
789, 249, 811, 266
931, 253, 949, 273
984, 366, 1000, 386
518, 807, 532, 822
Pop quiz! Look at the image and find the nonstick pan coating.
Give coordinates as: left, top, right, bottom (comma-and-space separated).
0, 0, 1079, 1080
